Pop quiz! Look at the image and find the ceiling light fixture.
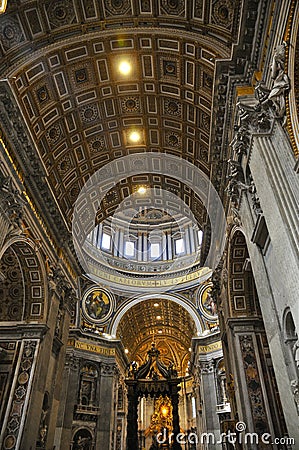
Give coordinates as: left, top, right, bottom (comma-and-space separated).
154, 303, 159, 307
124, 348, 129, 354
156, 315, 162, 320
129, 130, 141, 143
137, 186, 146, 195
158, 329, 163, 334
119, 60, 131, 75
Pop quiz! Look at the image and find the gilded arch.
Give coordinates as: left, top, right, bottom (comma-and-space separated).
109, 292, 203, 337
0, 236, 48, 321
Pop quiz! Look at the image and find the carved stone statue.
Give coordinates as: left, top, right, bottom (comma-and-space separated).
39, 425, 47, 445
0, 174, 26, 239
38, 402, 49, 448
293, 385, 299, 415
229, 125, 250, 157
269, 42, 290, 119
47, 262, 76, 312
248, 177, 263, 216
225, 160, 250, 207
75, 435, 92, 450
168, 362, 178, 378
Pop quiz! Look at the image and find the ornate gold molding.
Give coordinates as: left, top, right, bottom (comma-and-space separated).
284, 0, 299, 158
197, 340, 222, 354
0, 135, 23, 182
68, 339, 116, 356
0, 133, 77, 280
0, 0, 7, 14
236, 86, 254, 96
87, 264, 211, 289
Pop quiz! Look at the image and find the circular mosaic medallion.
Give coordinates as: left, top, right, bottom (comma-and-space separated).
18, 371, 29, 385
82, 287, 114, 323
198, 283, 218, 321
4, 435, 16, 450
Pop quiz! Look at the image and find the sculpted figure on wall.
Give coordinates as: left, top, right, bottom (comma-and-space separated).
269, 42, 290, 120
255, 42, 290, 123
0, 174, 26, 245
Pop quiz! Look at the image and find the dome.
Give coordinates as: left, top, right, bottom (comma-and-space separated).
84, 202, 210, 293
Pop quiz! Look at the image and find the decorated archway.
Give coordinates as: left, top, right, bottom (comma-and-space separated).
110, 293, 203, 336
125, 343, 182, 450
0, 236, 48, 322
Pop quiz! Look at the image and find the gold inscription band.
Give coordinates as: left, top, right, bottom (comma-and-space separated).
68, 339, 116, 356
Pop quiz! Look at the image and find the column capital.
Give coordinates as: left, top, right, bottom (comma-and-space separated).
65, 352, 80, 370
100, 362, 118, 377
197, 360, 215, 374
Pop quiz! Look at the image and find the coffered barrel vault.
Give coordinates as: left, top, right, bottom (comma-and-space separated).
8, 31, 218, 224
0, 0, 240, 231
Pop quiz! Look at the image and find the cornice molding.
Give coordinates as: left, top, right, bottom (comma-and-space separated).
210, 0, 273, 196
0, 83, 81, 279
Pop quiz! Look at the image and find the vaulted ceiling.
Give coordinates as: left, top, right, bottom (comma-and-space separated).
0, 0, 242, 230
0, 0, 266, 367
117, 298, 197, 375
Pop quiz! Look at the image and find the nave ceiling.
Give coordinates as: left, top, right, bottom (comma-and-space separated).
0, 0, 269, 368
0, 0, 246, 229
116, 296, 200, 377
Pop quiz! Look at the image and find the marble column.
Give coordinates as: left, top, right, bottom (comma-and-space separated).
235, 115, 299, 442
125, 381, 139, 450
0, 340, 40, 450
53, 353, 80, 449
191, 334, 223, 450
114, 228, 120, 256
96, 363, 118, 450
169, 382, 182, 450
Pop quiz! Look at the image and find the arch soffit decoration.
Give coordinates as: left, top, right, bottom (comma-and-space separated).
0, 235, 48, 321
226, 225, 246, 256
227, 229, 253, 314
109, 292, 202, 336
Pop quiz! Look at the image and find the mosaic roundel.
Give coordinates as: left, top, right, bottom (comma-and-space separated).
82, 287, 114, 323
197, 283, 218, 321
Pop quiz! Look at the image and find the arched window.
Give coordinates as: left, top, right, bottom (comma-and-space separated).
175, 237, 185, 255
124, 240, 135, 257
284, 310, 297, 342
150, 242, 161, 259
101, 232, 111, 251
